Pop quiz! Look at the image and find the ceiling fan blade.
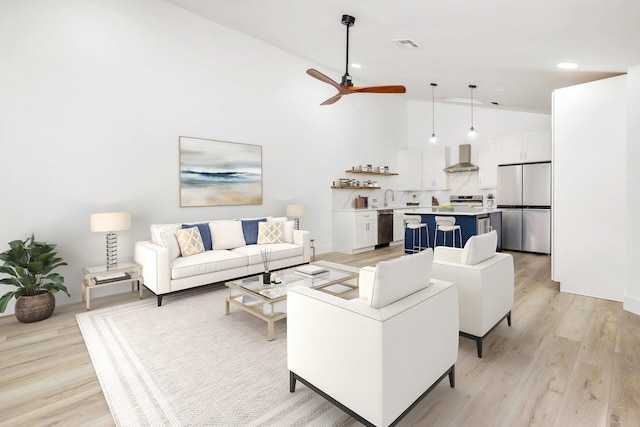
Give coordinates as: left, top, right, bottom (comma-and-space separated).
306, 69, 342, 90
351, 85, 407, 94
320, 93, 345, 105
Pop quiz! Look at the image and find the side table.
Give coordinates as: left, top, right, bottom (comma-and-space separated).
81, 261, 143, 310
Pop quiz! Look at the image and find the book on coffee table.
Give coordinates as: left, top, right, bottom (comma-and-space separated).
295, 264, 329, 278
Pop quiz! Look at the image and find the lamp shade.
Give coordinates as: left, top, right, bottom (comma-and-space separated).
90, 212, 131, 232
286, 204, 306, 218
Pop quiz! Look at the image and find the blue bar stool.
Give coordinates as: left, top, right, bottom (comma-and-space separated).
434, 216, 462, 248
404, 215, 429, 253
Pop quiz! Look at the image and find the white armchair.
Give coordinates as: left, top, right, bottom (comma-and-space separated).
287, 249, 459, 427
432, 230, 514, 358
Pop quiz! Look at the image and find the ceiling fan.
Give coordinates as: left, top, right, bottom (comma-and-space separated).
306, 15, 406, 105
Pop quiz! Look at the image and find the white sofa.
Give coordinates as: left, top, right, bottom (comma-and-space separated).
287, 249, 458, 427
432, 230, 514, 357
135, 217, 311, 306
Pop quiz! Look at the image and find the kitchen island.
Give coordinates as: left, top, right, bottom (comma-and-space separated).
404, 208, 503, 252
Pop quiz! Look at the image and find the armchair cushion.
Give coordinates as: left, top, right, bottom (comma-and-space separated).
460, 230, 498, 265
369, 249, 433, 309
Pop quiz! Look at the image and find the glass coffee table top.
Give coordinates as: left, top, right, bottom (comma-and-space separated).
231, 264, 358, 300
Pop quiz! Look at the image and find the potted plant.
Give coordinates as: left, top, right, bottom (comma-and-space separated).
0, 234, 70, 323
487, 193, 495, 207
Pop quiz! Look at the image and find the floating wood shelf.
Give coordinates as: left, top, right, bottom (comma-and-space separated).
345, 170, 398, 176
331, 186, 382, 190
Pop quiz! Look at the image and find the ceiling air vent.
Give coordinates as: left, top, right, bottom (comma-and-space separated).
390, 39, 420, 48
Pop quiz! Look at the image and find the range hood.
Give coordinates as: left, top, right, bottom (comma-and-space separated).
443, 144, 479, 173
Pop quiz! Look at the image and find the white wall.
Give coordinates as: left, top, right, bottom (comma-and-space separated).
0, 0, 407, 315
625, 65, 640, 313
552, 75, 627, 302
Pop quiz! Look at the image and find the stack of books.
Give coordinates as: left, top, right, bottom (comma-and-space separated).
294, 265, 329, 278
91, 272, 131, 285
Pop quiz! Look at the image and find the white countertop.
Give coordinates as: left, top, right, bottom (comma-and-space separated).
406, 207, 503, 216
333, 206, 503, 215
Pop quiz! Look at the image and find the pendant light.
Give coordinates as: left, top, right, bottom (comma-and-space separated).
467, 84, 478, 140
429, 83, 438, 144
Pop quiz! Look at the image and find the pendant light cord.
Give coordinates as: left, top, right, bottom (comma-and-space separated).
469, 84, 476, 130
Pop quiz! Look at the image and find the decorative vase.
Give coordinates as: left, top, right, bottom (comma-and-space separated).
487, 199, 494, 208
15, 291, 55, 323
263, 271, 271, 285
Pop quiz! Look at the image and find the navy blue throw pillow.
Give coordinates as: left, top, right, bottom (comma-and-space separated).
241, 218, 267, 245
182, 223, 212, 251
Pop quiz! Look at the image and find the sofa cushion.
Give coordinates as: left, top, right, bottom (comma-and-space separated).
160, 230, 181, 262
175, 227, 205, 257
257, 221, 283, 244
460, 230, 498, 265
150, 223, 181, 245
171, 250, 248, 280
369, 249, 433, 309
209, 221, 246, 249
182, 223, 212, 251
232, 243, 303, 265
241, 218, 267, 245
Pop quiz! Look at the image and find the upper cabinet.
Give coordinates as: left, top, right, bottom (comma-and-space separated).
478, 142, 499, 188
397, 147, 449, 190
423, 146, 450, 190
498, 131, 551, 164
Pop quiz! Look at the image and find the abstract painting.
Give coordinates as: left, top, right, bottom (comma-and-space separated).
179, 136, 262, 207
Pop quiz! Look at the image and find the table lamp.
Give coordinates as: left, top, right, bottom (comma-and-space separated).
90, 211, 131, 268
286, 204, 306, 230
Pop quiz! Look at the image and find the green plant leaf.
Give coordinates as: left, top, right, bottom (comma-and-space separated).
0, 277, 22, 287
0, 292, 17, 313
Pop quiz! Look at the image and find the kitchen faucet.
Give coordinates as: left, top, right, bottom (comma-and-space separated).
384, 189, 395, 207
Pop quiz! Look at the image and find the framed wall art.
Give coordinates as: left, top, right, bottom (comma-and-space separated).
179, 136, 262, 207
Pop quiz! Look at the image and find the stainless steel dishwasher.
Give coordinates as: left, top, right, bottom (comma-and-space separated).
377, 209, 394, 246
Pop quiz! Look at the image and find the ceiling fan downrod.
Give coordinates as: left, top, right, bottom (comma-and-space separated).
341, 14, 355, 87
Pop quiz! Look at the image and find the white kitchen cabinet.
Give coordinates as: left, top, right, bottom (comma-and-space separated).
332, 210, 378, 254
422, 146, 449, 190
524, 131, 552, 162
393, 210, 405, 242
397, 147, 449, 190
478, 142, 499, 188
498, 131, 551, 164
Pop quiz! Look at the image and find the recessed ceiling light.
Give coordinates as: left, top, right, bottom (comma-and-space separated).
557, 62, 579, 69
351, 63, 361, 69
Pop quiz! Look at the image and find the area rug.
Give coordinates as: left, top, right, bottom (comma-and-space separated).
76, 274, 355, 426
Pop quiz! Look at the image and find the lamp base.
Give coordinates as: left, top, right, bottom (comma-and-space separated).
106, 232, 118, 269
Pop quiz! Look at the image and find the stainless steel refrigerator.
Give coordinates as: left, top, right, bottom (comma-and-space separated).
497, 162, 551, 254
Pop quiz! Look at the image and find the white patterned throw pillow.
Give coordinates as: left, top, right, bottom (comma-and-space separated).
257, 221, 283, 244
175, 227, 205, 256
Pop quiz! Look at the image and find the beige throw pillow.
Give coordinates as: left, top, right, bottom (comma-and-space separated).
257, 221, 283, 244
175, 227, 205, 256
160, 230, 181, 261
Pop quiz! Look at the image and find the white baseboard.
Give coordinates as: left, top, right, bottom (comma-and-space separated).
623, 294, 640, 316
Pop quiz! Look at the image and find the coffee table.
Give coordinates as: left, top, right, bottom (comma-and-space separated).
225, 262, 359, 340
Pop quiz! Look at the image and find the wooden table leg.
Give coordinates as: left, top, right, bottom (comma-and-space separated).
267, 319, 274, 341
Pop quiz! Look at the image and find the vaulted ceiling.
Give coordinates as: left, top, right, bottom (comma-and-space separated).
164, 0, 640, 114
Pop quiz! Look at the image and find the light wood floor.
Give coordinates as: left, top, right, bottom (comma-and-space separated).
1, 247, 639, 426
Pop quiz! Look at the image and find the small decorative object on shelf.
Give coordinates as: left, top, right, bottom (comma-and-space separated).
487, 193, 494, 207
260, 249, 272, 285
